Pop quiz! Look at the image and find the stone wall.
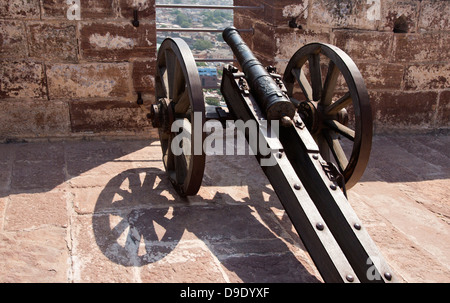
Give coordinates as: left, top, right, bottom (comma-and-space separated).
0, 0, 156, 141
234, 0, 449, 133
0, 1, 448, 140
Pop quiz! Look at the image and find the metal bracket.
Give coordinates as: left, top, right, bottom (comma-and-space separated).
320, 160, 347, 197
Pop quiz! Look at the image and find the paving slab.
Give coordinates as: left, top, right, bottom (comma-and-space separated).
0, 133, 448, 283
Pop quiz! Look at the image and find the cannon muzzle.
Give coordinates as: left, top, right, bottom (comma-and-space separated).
222, 27, 296, 122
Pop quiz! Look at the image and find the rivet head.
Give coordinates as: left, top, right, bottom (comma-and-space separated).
384, 272, 392, 281
312, 154, 319, 160
354, 223, 361, 230
293, 183, 301, 190
330, 184, 337, 190
277, 152, 283, 158
346, 275, 354, 282
316, 222, 324, 231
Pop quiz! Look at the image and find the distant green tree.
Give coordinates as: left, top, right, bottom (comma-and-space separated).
173, 11, 192, 28
205, 97, 220, 106
193, 39, 213, 51
202, 18, 213, 27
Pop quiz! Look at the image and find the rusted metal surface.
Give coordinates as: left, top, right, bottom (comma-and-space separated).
222, 27, 296, 121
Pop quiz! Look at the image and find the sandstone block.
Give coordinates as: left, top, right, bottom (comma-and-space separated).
333, 30, 392, 62
418, 0, 450, 31
0, 229, 69, 282
11, 161, 65, 192
264, 0, 309, 28
28, 22, 78, 62
370, 91, 438, 129
275, 28, 330, 60
436, 91, 450, 127
233, 0, 261, 24
404, 64, 450, 90
132, 59, 155, 93
4, 192, 67, 231
220, 253, 319, 282
79, 22, 156, 61
393, 33, 443, 62
0, 60, 46, 99
381, 0, 419, 33
357, 62, 404, 90
0, 100, 70, 138
235, 0, 307, 28
0, 21, 28, 58
47, 62, 130, 99
118, 0, 155, 19
69, 100, 150, 132
310, 0, 380, 30
10, 143, 65, 191
232, 13, 254, 48
71, 214, 137, 282
0, 0, 40, 19
0, 167, 9, 192
252, 22, 277, 63
41, 0, 115, 19
13, 142, 64, 163
140, 242, 226, 282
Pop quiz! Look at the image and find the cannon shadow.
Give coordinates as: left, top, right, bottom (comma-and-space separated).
92, 166, 320, 282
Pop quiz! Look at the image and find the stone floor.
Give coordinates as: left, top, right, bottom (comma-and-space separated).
0, 133, 448, 283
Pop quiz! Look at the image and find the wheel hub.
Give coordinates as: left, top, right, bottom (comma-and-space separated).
298, 100, 349, 136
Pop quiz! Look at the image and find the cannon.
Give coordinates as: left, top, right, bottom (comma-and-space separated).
148, 27, 395, 283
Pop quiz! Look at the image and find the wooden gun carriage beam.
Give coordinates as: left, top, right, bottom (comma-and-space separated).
148, 27, 395, 283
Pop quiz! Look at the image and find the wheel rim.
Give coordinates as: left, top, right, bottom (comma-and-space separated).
283, 43, 372, 189
155, 38, 205, 196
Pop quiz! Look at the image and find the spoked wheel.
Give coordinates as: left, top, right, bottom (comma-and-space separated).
283, 43, 372, 189
150, 38, 206, 196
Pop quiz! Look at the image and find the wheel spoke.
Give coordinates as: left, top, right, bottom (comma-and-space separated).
174, 90, 190, 114
163, 129, 176, 173
325, 92, 352, 115
156, 65, 168, 98
291, 67, 312, 100
172, 60, 186, 103
308, 53, 322, 101
170, 119, 192, 185
323, 130, 349, 173
316, 133, 331, 162
322, 60, 340, 106
175, 153, 187, 184
325, 120, 355, 141
165, 49, 176, 99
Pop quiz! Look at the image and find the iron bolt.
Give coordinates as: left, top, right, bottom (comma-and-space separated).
354, 223, 361, 230
312, 154, 319, 160
293, 183, 301, 190
330, 184, 337, 190
277, 152, 283, 159
346, 275, 354, 282
384, 272, 392, 281
316, 222, 324, 231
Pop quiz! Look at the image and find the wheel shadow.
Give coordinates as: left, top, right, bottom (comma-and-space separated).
92, 167, 320, 282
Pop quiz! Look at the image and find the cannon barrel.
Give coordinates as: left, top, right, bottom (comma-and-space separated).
222, 27, 296, 121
